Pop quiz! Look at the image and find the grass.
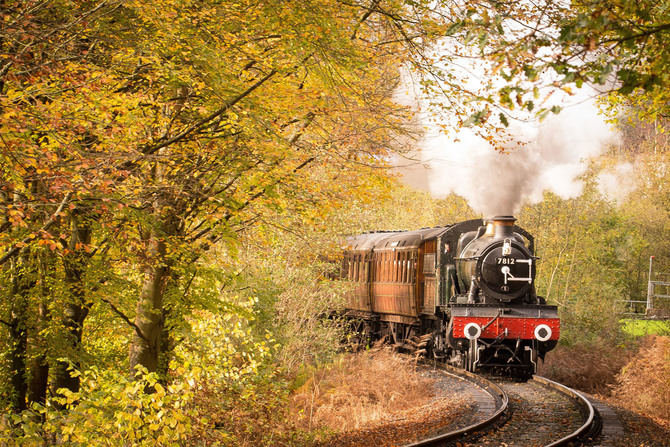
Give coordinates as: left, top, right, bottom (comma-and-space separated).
538, 339, 636, 394
621, 319, 670, 337
291, 347, 437, 432
540, 334, 670, 429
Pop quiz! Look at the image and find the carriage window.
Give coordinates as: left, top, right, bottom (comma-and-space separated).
383, 253, 389, 282
403, 252, 408, 283
396, 254, 401, 283
423, 253, 435, 274
377, 254, 382, 282
393, 255, 398, 282
386, 252, 390, 282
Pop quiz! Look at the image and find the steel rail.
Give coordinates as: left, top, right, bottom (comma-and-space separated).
405, 366, 601, 447
532, 375, 601, 446
404, 363, 509, 447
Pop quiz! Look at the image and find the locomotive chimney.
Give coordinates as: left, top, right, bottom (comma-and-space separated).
487, 215, 516, 238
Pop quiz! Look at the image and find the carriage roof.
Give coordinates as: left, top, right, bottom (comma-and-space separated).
345, 226, 452, 251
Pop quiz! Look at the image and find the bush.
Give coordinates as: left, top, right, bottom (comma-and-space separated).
537, 338, 636, 395
0, 304, 317, 446
613, 336, 670, 426
0, 367, 204, 446
291, 347, 439, 431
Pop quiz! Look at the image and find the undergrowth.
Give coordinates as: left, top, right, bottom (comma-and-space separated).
539, 334, 670, 429
291, 347, 439, 432
537, 338, 636, 394
613, 336, 670, 427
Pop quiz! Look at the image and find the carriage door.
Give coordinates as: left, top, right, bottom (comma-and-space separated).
421, 240, 437, 314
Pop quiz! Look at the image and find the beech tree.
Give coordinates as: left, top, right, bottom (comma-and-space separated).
0, 0, 463, 408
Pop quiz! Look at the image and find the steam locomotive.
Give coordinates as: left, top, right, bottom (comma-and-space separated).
341, 216, 559, 378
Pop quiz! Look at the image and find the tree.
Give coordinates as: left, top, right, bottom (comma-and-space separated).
1, 0, 469, 411
433, 0, 670, 126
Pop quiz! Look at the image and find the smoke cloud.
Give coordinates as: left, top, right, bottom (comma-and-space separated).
597, 162, 636, 204
401, 95, 619, 215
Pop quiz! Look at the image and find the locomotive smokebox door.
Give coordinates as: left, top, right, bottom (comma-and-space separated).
479, 240, 533, 301
455, 216, 537, 303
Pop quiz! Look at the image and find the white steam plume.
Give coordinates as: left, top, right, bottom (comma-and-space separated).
401, 94, 619, 215
597, 162, 636, 203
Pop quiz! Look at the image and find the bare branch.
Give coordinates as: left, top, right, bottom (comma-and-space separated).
140, 70, 278, 156
99, 296, 149, 343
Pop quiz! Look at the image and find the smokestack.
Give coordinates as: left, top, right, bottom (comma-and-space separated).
485, 215, 516, 238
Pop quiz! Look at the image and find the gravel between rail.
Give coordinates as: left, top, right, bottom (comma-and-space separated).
460, 378, 590, 446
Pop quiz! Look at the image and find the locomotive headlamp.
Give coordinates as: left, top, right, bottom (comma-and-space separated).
502, 238, 512, 256
464, 322, 482, 340
534, 324, 552, 342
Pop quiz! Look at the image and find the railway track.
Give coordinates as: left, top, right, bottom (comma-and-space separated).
407, 363, 601, 447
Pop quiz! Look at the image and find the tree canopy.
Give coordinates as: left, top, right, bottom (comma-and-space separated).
426, 0, 670, 127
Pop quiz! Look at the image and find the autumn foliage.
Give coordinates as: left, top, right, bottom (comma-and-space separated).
0, 0, 463, 444
613, 336, 670, 426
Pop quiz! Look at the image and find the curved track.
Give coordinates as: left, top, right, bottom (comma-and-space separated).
532, 376, 601, 446
406, 363, 509, 447
406, 365, 600, 447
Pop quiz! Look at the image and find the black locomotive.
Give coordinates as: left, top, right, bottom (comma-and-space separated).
341, 216, 559, 378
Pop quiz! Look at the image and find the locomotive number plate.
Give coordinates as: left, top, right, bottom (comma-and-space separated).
496, 257, 516, 265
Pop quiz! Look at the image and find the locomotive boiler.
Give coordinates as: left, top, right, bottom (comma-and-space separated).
341, 216, 559, 378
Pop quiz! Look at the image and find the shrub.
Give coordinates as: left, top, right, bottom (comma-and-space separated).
0, 367, 204, 446
613, 336, 670, 426
291, 347, 439, 431
537, 338, 636, 395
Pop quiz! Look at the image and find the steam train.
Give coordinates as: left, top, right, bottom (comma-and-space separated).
341, 216, 559, 378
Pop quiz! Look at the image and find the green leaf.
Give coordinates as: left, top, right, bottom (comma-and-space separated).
445, 21, 462, 36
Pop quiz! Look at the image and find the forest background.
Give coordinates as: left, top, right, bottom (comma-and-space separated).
1, 0, 669, 445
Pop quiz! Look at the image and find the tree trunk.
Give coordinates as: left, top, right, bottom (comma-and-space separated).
129, 226, 172, 374
27, 301, 49, 405
28, 251, 56, 405
53, 210, 92, 396
8, 299, 28, 412
156, 305, 175, 382
8, 256, 35, 412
